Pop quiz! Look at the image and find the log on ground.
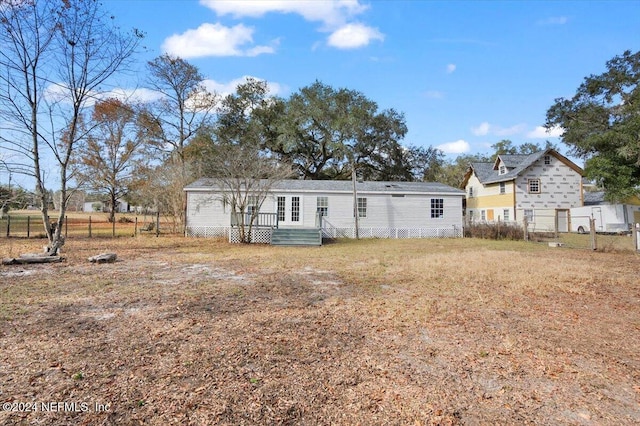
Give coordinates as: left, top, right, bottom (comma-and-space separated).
2, 256, 63, 265
88, 253, 117, 263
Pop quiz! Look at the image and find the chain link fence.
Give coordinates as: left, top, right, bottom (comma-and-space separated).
525, 213, 638, 251
466, 214, 639, 252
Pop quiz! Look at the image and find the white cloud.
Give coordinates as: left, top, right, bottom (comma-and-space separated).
161, 23, 275, 58
436, 139, 470, 154
494, 123, 526, 136
537, 16, 568, 25
200, 0, 381, 50
471, 121, 526, 137
327, 23, 384, 49
200, 0, 368, 28
101, 88, 164, 103
202, 76, 285, 98
527, 125, 564, 139
43, 83, 68, 103
43, 83, 165, 108
472, 122, 490, 136
446, 63, 456, 74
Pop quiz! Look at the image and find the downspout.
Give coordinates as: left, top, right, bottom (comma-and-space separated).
352, 165, 359, 239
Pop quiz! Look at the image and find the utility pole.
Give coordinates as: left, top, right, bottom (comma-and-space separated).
352, 164, 359, 239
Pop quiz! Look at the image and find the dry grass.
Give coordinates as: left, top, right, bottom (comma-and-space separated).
1, 211, 171, 238
1, 236, 639, 425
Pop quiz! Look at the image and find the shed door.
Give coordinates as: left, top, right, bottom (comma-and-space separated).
557, 210, 569, 233
592, 207, 603, 231
487, 209, 494, 221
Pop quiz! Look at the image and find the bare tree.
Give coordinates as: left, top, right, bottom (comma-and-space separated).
143, 54, 218, 165
211, 145, 293, 243
0, 0, 143, 254
75, 98, 146, 224
131, 160, 194, 233
139, 55, 218, 225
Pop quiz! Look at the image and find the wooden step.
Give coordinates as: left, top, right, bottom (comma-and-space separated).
271, 228, 321, 246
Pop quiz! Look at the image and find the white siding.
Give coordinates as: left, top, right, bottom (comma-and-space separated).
186, 192, 228, 227
514, 156, 581, 231
260, 192, 464, 229
185, 187, 464, 238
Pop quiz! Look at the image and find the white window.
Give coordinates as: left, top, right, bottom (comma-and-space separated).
247, 195, 259, 215
430, 198, 444, 218
499, 182, 505, 194
481, 210, 486, 221
291, 196, 300, 222
524, 209, 534, 222
499, 165, 506, 175
277, 196, 285, 222
469, 210, 474, 221
528, 179, 541, 194
544, 155, 551, 165
468, 187, 474, 197
357, 197, 367, 218
316, 196, 328, 217
503, 209, 510, 221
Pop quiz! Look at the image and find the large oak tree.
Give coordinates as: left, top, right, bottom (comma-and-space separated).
268, 81, 410, 180
546, 50, 640, 201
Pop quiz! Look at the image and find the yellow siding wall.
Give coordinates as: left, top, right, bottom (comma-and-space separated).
625, 195, 640, 206
466, 193, 513, 209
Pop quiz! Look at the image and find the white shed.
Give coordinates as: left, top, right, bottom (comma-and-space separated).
184, 179, 465, 243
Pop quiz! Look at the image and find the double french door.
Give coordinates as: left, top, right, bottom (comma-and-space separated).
276, 196, 301, 226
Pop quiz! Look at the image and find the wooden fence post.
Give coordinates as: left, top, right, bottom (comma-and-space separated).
135, 217, 138, 236
523, 217, 528, 241
89, 216, 92, 238
65, 215, 68, 238
590, 218, 597, 251
633, 223, 639, 252
112, 215, 116, 238
6, 214, 10, 238
155, 211, 160, 237
27, 216, 30, 238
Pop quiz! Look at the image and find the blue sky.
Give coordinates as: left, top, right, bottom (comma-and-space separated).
3, 0, 639, 189
106, 0, 639, 162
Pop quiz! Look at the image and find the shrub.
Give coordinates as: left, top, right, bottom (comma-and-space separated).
464, 222, 524, 240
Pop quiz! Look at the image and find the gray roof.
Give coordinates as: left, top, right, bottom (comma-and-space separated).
185, 178, 465, 195
583, 191, 606, 205
496, 154, 531, 169
471, 150, 574, 185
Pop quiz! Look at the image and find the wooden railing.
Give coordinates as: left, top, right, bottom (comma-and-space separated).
230, 212, 278, 228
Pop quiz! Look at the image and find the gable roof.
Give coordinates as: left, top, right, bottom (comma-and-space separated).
493, 154, 530, 170
463, 149, 583, 186
185, 178, 465, 196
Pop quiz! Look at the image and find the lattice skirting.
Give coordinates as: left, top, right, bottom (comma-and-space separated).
185, 226, 229, 238
322, 227, 462, 239
229, 228, 273, 244
186, 226, 462, 242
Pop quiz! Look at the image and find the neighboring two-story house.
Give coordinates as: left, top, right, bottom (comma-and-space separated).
462, 149, 583, 231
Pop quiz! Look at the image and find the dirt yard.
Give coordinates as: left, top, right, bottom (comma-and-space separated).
1, 237, 639, 425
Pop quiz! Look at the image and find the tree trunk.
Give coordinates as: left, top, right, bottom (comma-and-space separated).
110, 191, 117, 224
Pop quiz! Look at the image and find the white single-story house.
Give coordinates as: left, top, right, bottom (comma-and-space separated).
184, 178, 465, 243
83, 199, 129, 213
